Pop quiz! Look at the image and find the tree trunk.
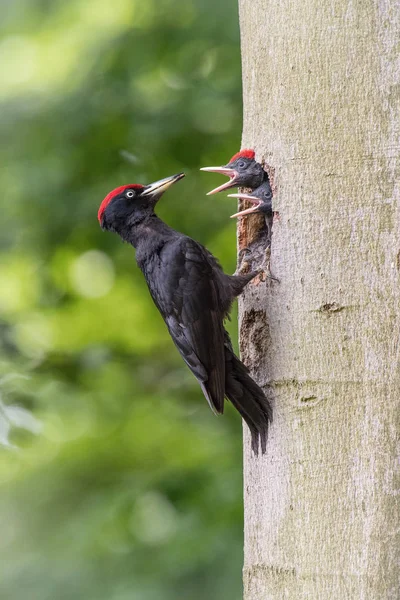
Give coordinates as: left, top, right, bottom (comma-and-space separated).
238, 1, 400, 598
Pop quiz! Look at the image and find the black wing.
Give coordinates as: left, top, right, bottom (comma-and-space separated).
145, 236, 226, 414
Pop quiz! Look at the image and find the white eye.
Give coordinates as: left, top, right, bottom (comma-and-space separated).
126, 190, 134, 198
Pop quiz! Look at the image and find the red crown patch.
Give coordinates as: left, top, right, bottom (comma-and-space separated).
98, 184, 143, 222
229, 149, 255, 163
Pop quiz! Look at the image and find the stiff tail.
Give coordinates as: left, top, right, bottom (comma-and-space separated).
224, 338, 272, 454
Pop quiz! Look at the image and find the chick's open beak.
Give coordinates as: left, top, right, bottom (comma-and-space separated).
228, 192, 263, 218
200, 166, 238, 195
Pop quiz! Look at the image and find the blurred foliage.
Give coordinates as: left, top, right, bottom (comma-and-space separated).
0, 0, 245, 599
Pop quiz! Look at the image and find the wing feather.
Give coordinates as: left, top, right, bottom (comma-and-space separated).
147, 237, 225, 413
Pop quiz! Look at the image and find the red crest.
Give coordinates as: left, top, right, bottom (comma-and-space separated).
98, 184, 143, 222
228, 149, 255, 164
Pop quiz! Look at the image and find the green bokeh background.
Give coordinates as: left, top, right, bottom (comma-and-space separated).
0, 1, 244, 598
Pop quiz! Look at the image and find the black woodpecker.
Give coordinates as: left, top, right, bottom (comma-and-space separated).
98, 173, 272, 453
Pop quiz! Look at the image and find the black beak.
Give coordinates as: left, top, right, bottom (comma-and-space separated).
141, 173, 185, 201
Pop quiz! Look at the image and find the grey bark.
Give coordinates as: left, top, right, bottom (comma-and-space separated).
238, 1, 400, 598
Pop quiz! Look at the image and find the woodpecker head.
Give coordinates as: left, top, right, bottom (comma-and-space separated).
200, 149, 265, 195
228, 180, 273, 219
98, 173, 185, 232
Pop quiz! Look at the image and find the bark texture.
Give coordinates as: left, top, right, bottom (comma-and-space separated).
238, 1, 400, 598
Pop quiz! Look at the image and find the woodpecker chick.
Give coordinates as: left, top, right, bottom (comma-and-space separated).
228, 180, 273, 245
229, 181, 279, 282
200, 149, 266, 195
98, 173, 272, 454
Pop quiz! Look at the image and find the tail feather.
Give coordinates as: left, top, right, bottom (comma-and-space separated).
224, 342, 272, 454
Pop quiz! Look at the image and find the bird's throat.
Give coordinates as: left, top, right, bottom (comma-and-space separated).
120, 214, 176, 254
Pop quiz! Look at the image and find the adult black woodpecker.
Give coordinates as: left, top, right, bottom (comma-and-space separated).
200, 149, 266, 195
98, 173, 272, 453
228, 180, 274, 245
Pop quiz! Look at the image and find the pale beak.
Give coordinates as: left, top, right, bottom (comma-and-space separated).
227, 192, 262, 218
141, 173, 185, 200
200, 166, 238, 195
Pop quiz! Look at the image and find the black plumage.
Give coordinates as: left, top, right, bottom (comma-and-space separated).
98, 173, 272, 453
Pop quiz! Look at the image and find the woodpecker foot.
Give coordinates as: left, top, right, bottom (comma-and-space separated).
257, 267, 280, 283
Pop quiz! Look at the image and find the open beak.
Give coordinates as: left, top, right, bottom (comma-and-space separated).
227, 192, 262, 218
200, 166, 238, 195
141, 172, 185, 200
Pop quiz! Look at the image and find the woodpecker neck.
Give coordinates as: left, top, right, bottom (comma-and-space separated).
119, 212, 176, 251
